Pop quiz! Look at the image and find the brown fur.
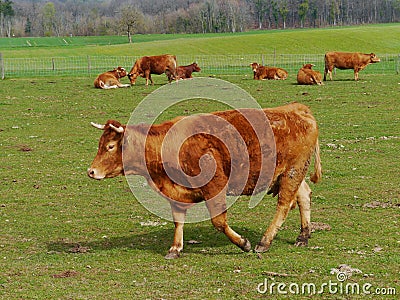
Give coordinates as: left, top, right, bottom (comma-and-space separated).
128, 54, 177, 85
297, 64, 323, 85
250, 62, 288, 80
324, 52, 380, 81
176, 63, 201, 79
93, 67, 129, 89
88, 102, 322, 258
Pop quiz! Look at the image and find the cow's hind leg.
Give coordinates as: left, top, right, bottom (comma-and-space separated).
165, 202, 189, 259
206, 194, 251, 253
255, 176, 299, 253
294, 180, 312, 247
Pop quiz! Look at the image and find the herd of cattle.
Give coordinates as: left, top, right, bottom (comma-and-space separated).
88, 51, 379, 258
93, 51, 380, 89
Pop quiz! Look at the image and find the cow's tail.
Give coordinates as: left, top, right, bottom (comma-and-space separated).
323, 55, 328, 81
310, 139, 322, 183
173, 56, 178, 81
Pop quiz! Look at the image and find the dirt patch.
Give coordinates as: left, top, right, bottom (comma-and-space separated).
52, 270, 79, 278
310, 222, 331, 232
363, 201, 399, 209
69, 244, 91, 253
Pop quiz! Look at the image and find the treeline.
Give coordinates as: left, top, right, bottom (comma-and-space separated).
2, 0, 400, 38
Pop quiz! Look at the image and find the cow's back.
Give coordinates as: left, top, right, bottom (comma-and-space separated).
147, 55, 176, 74
175, 103, 317, 196
325, 51, 359, 69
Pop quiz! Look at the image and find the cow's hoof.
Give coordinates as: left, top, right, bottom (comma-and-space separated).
254, 243, 270, 253
294, 236, 309, 247
165, 250, 180, 259
240, 238, 252, 252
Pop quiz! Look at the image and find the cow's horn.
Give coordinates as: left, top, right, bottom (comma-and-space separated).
91, 122, 105, 130
109, 123, 124, 133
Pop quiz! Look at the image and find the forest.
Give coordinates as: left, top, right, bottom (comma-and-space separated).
1, 0, 400, 38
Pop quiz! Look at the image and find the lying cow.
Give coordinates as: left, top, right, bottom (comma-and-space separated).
93, 67, 130, 89
88, 102, 322, 259
176, 62, 201, 79
128, 54, 177, 86
324, 51, 380, 81
250, 63, 288, 80
297, 64, 323, 85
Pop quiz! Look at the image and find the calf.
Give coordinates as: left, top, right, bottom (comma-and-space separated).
88, 102, 322, 259
176, 63, 201, 79
297, 64, 323, 85
128, 54, 177, 86
250, 63, 288, 80
93, 67, 130, 89
324, 52, 380, 81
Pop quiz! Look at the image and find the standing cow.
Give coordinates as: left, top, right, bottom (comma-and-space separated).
88, 102, 322, 259
324, 52, 380, 81
176, 62, 201, 79
93, 67, 130, 89
128, 54, 177, 86
297, 64, 323, 85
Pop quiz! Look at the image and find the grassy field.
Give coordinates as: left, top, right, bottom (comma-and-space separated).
1, 23, 400, 58
1, 25, 399, 299
1, 72, 399, 299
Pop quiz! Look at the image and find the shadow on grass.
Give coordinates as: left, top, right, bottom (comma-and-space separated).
46, 224, 275, 257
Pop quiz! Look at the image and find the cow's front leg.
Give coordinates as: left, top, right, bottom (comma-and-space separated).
354, 69, 359, 81
165, 203, 187, 259
294, 180, 312, 247
205, 192, 251, 252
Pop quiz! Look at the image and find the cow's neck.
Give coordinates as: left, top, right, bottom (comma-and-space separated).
123, 124, 165, 178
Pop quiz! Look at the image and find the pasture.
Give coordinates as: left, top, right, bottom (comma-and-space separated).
1, 25, 400, 299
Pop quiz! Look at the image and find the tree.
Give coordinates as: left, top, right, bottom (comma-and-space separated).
0, 0, 15, 37
254, 0, 268, 29
279, 0, 289, 29
329, 0, 339, 25
41, 1, 56, 36
271, 0, 279, 28
118, 5, 145, 43
298, 0, 309, 27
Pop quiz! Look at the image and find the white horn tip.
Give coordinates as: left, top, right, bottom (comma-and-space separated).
109, 123, 124, 133
91, 122, 105, 130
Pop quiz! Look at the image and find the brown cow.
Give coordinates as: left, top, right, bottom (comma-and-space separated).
297, 64, 323, 85
128, 54, 177, 86
176, 62, 201, 79
93, 67, 130, 89
324, 52, 381, 81
88, 102, 322, 259
250, 63, 288, 80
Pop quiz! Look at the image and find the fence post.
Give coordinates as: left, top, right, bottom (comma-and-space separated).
52, 58, 55, 72
0, 53, 4, 80
397, 54, 399, 75
88, 55, 91, 76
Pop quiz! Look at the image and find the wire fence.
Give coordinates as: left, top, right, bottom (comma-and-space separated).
1, 53, 399, 79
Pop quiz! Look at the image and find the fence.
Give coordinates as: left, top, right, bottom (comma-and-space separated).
1, 53, 399, 79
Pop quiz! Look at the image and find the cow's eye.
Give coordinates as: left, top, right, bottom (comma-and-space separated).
107, 144, 115, 151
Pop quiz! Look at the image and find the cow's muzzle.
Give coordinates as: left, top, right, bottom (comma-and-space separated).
87, 168, 105, 180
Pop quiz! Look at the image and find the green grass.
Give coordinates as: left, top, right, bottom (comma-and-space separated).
0, 72, 399, 299
1, 23, 399, 58
0, 24, 399, 298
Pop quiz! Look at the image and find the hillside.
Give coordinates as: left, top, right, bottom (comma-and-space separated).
0, 23, 399, 58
